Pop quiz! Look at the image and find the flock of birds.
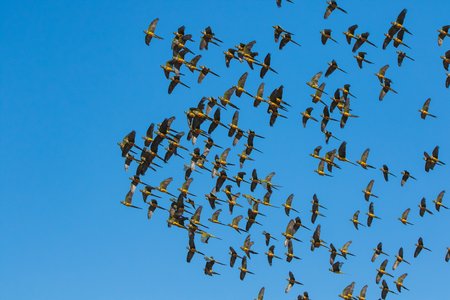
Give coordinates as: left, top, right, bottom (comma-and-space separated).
118, 1, 449, 299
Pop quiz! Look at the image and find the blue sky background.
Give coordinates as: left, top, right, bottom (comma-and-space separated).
1, 0, 449, 299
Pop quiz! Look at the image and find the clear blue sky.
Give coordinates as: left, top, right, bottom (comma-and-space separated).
1, 1, 449, 299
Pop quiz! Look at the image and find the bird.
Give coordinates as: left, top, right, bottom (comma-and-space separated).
240, 234, 258, 258
306, 71, 328, 94
262, 231, 278, 246
329, 88, 344, 112
259, 53, 278, 78
260, 172, 281, 193
273, 25, 293, 42
203, 256, 224, 276
311, 194, 326, 223
265, 245, 282, 266
418, 197, 433, 217
293, 216, 310, 231
400, 170, 416, 186
279, 33, 301, 49
393, 29, 411, 49
352, 32, 377, 52
160, 61, 182, 79
343, 24, 358, 44
438, 25, 450, 46
238, 256, 254, 280
336, 141, 357, 165
330, 261, 344, 274
276, 0, 294, 8
321, 105, 338, 131
320, 29, 338, 45
170, 48, 190, 70
123, 153, 136, 172
218, 87, 239, 109
389, 8, 412, 35
414, 237, 431, 258
419, 98, 437, 119
147, 199, 166, 220
267, 85, 290, 113
350, 210, 365, 230
301, 107, 318, 127
234, 72, 254, 98
283, 219, 302, 246
255, 287, 265, 300
324, 1, 347, 19
252, 83, 267, 108
164, 132, 187, 162
173, 25, 194, 43
375, 64, 391, 83
118, 130, 138, 158
120, 189, 141, 209
143, 18, 163, 45
325, 60, 347, 77
376, 259, 394, 284
140, 185, 161, 203
311, 82, 327, 104
367, 202, 381, 227
208, 108, 227, 134
228, 215, 246, 233
354, 52, 373, 68
340, 98, 358, 128
168, 76, 190, 94
424, 145, 446, 172
208, 209, 225, 226
186, 236, 205, 263
357, 285, 368, 300
310, 145, 323, 160
394, 273, 409, 292
227, 192, 242, 214
441, 50, 450, 70
329, 243, 339, 265
339, 241, 355, 259
310, 224, 328, 251
236, 40, 259, 69
285, 271, 303, 293
223, 48, 241, 67
382, 28, 396, 50
228, 246, 241, 268
227, 111, 241, 138
340, 84, 357, 100
399, 208, 413, 225
379, 78, 397, 101
372, 242, 389, 262
338, 282, 355, 299
380, 279, 398, 299
357, 148, 375, 169
315, 160, 332, 177
323, 129, 340, 144
362, 180, 378, 201
297, 291, 310, 300
189, 206, 209, 229
285, 239, 301, 262
380, 164, 396, 182
433, 190, 448, 211
397, 50, 414, 66
200, 26, 222, 50
393, 247, 410, 270
283, 194, 300, 216
198, 66, 220, 84
172, 37, 195, 56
